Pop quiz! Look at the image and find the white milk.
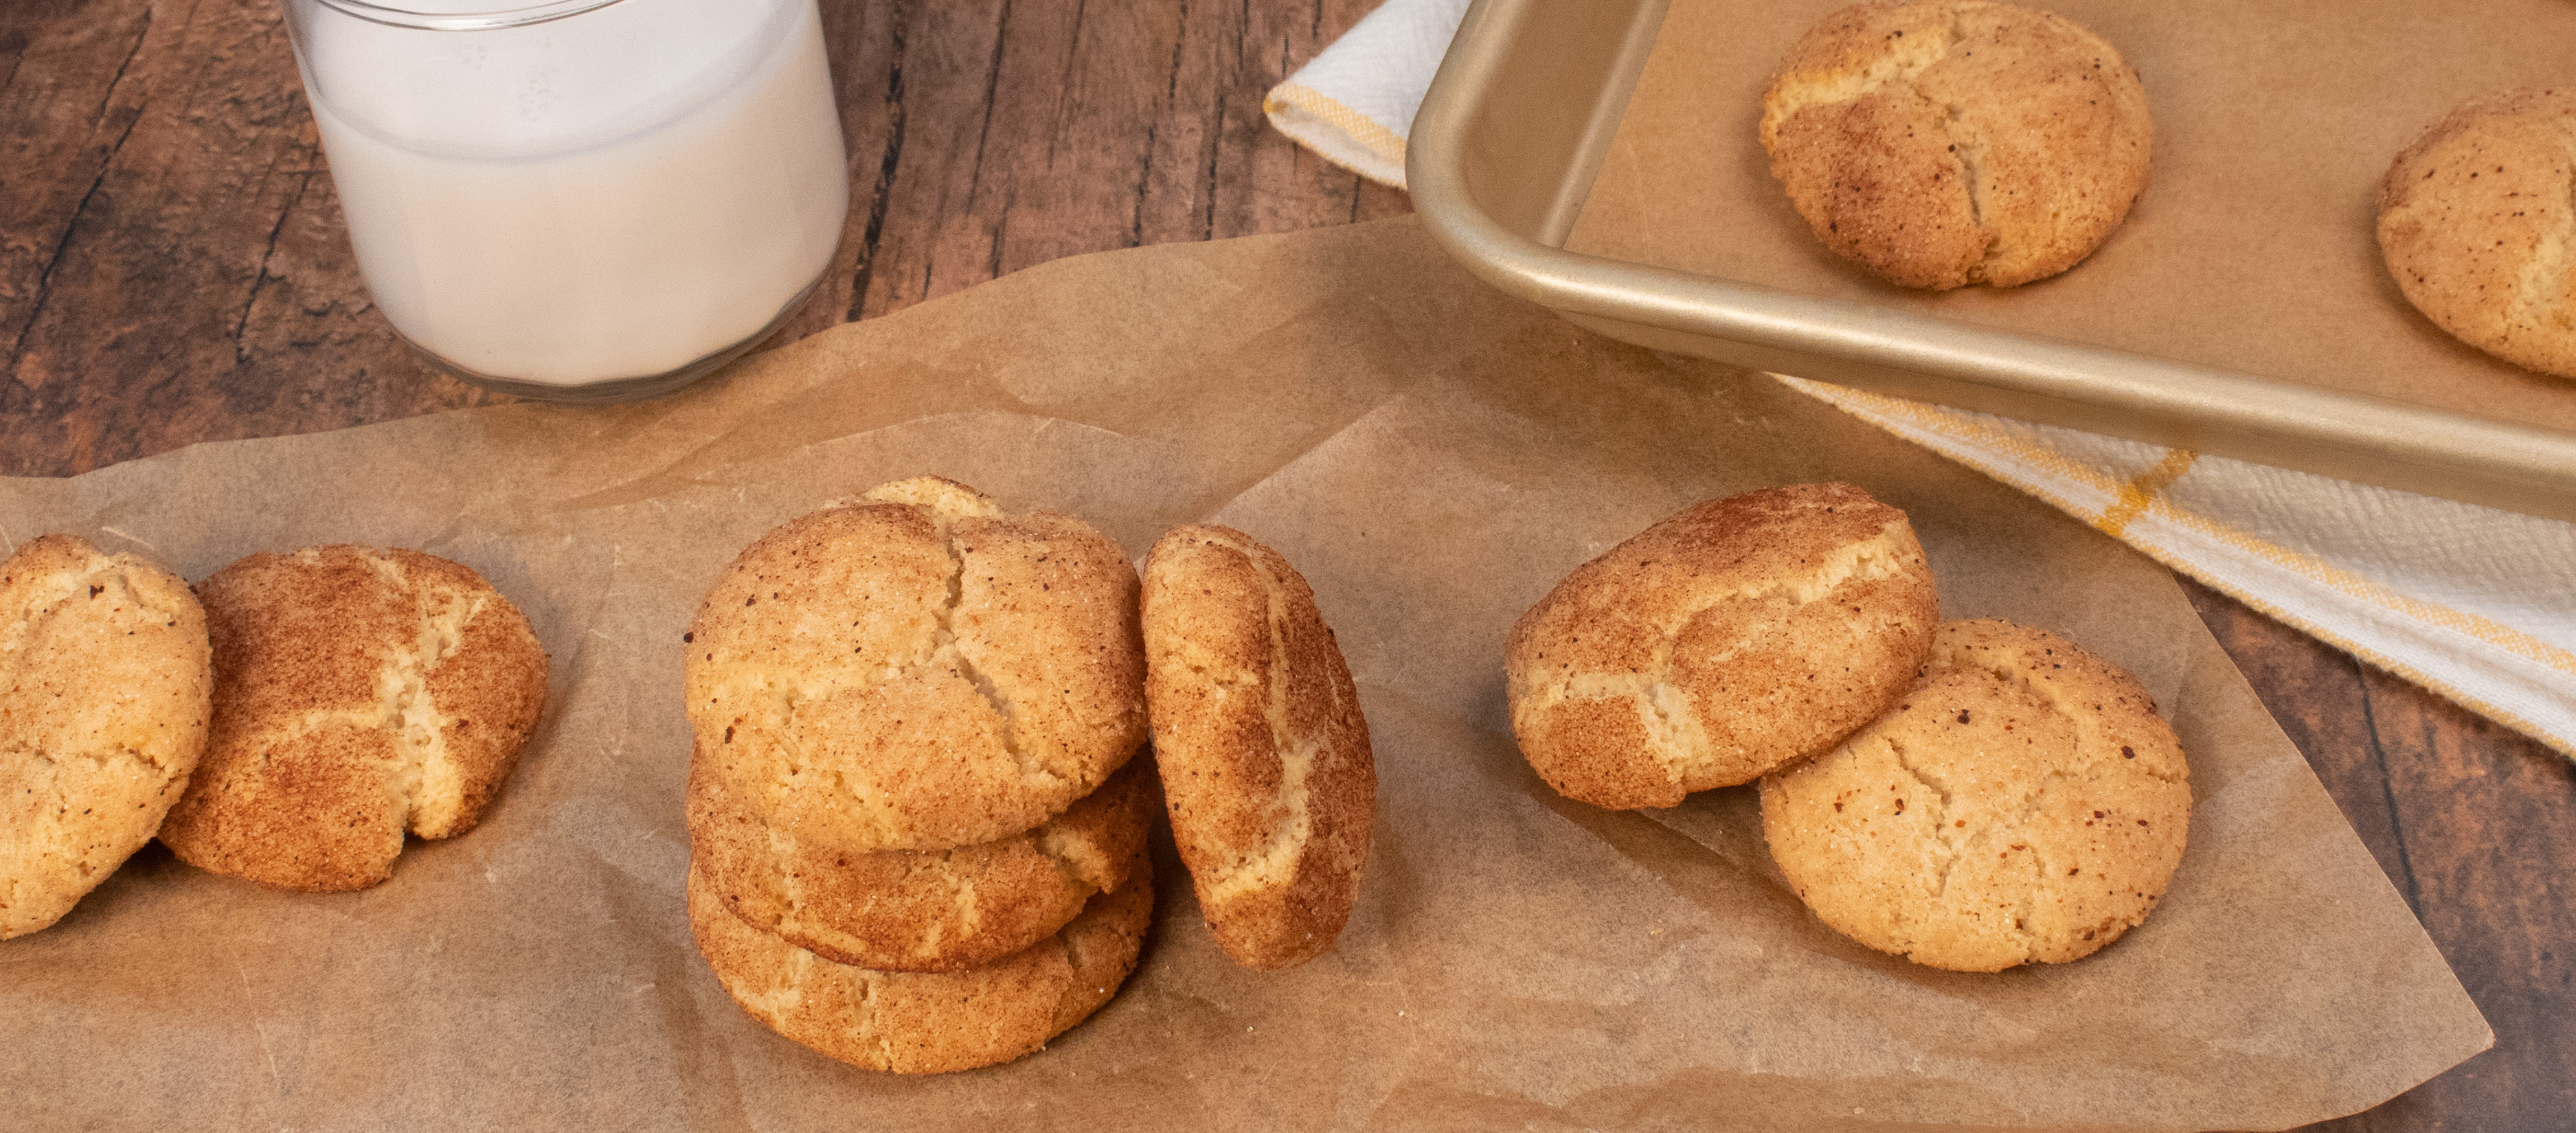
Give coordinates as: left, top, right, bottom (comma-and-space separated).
291, 0, 848, 386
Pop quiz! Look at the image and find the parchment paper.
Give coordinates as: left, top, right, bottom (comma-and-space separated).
0, 218, 2488, 1131
1566, 0, 2576, 436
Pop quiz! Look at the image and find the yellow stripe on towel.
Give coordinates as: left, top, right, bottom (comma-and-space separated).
2097, 450, 2197, 540
1264, 82, 1408, 170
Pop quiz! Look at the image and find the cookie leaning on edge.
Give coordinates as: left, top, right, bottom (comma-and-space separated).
158, 546, 549, 893
689, 851, 1151, 1075
688, 749, 1155, 972
686, 477, 1147, 854
1142, 525, 1375, 971
2378, 87, 2576, 380
0, 536, 212, 939
1760, 0, 2153, 289
1761, 619, 2191, 972
1507, 483, 1939, 810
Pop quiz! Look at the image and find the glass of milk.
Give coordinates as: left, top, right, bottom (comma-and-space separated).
280, 0, 850, 401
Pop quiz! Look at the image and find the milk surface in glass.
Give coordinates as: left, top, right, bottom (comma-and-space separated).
289, 0, 848, 388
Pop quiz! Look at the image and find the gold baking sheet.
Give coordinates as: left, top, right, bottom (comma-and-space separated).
1567, 0, 2576, 435
1409, 0, 2576, 519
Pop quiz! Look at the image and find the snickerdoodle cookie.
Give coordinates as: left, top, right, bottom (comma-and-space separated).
688, 748, 1155, 972
688, 851, 1151, 1074
1507, 483, 1938, 810
1142, 525, 1375, 971
685, 477, 1146, 854
1761, 618, 2191, 972
157, 546, 548, 893
2379, 87, 2576, 380
1760, 1, 2153, 289
0, 536, 211, 937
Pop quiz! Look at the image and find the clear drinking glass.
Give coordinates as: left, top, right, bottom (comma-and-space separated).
279, 0, 850, 402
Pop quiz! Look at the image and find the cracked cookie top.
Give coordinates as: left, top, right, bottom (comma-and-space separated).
1142, 524, 1375, 971
158, 545, 549, 893
1759, 618, 2191, 972
1759, 0, 2152, 289
0, 535, 211, 938
686, 477, 1147, 854
2378, 87, 2576, 380
1506, 483, 1939, 810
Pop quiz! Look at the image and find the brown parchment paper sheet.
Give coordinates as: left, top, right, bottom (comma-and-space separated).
1566, 0, 2576, 436
0, 218, 2487, 1132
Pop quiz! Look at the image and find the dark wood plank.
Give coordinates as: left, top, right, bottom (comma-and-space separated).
805, 0, 1404, 330
2183, 578, 2576, 1132
0, 2, 2566, 1130
0, 0, 504, 477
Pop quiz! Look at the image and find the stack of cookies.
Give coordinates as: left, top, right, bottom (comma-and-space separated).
683, 481, 1386, 1071
682, 477, 1159, 1075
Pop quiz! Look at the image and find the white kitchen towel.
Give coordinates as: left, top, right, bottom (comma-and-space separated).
1778, 380, 2576, 759
1266, 3, 2576, 758
1263, 0, 1469, 188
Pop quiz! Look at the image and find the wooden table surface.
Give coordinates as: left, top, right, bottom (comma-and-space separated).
4, 1, 2569, 1128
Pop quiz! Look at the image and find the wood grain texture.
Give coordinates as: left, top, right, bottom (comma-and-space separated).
1, 0, 501, 476
2181, 578, 2574, 1132
1, 1, 2566, 1129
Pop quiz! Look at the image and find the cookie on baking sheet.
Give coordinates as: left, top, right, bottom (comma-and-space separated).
1142, 525, 1375, 971
689, 851, 1151, 1075
0, 536, 212, 939
1506, 483, 1938, 810
157, 546, 548, 893
2378, 87, 2576, 380
1760, 618, 2191, 972
688, 746, 1155, 972
686, 477, 1147, 855
1759, 1, 2153, 289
